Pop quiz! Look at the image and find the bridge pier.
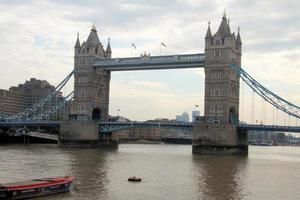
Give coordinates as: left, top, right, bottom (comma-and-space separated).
192, 122, 248, 155
59, 121, 118, 148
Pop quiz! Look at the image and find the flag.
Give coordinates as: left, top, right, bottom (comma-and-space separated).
195, 104, 199, 107
132, 43, 136, 49
161, 42, 167, 47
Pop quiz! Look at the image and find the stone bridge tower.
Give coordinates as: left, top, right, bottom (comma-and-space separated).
71, 25, 111, 122
192, 13, 248, 154
59, 25, 113, 147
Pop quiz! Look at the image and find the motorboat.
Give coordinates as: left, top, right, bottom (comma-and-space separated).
0, 176, 75, 199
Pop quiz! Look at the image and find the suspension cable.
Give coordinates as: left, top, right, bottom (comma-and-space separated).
241, 80, 244, 121
251, 90, 255, 123
272, 105, 275, 125
276, 108, 279, 125
6, 70, 74, 121
264, 100, 268, 124
229, 64, 300, 120
261, 97, 264, 124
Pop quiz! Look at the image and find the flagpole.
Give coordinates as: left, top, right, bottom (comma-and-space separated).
160, 42, 167, 55
160, 43, 162, 55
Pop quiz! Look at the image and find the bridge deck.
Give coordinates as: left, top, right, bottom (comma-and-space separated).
93, 53, 205, 71
1, 121, 300, 133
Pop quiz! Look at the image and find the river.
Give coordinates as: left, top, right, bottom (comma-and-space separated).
0, 144, 299, 200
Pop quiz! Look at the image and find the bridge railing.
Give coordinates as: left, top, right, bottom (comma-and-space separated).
94, 53, 205, 67
99, 121, 193, 133
99, 121, 193, 126
238, 123, 300, 132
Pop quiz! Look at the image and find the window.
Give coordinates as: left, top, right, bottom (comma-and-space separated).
78, 76, 88, 83
210, 72, 224, 80
80, 58, 86, 64
77, 103, 87, 113
77, 91, 86, 98
210, 88, 224, 96
214, 50, 223, 57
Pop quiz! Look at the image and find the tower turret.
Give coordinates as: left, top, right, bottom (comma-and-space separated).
85, 23, 105, 57
205, 21, 212, 48
236, 27, 242, 53
105, 38, 112, 58
74, 32, 81, 57
216, 11, 231, 36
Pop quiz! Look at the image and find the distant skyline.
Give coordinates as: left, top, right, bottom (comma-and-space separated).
0, 0, 299, 124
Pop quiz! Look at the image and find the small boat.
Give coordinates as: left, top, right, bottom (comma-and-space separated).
128, 176, 142, 182
0, 176, 75, 200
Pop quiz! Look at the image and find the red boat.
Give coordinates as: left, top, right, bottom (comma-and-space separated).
0, 176, 75, 200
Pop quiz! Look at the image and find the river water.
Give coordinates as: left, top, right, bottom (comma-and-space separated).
0, 144, 299, 200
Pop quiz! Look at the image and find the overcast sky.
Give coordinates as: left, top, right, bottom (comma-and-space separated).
0, 0, 299, 124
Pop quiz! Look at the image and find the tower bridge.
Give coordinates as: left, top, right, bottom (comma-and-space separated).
1, 12, 300, 154
58, 12, 246, 154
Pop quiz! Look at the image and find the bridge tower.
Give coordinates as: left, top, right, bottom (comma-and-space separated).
192, 13, 248, 154
59, 25, 115, 147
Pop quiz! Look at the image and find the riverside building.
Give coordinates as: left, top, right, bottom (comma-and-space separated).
0, 78, 62, 116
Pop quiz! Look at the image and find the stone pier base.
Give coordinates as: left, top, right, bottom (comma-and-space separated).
192, 144, 248, 155
192, 122, 248, 155
59, 121, 118, 148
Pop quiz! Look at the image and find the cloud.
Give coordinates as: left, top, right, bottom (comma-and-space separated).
129, 80, 169, 90
110, 80, 203, 120
0, 0, 299, 122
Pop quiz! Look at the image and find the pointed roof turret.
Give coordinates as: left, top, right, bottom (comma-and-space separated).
86, 23, 101, 47
92, 22, 97, 31
216, 10, 231, 36
236, 27, 242, 44
227, 18, 231, 34
223, 9, 226, 18
106, 38, 112, 53
205, 21, 212, 38
75, 32, 81, 48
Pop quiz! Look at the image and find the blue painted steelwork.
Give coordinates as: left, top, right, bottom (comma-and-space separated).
99, 122, 300, 133
1, 121, 300, 133
27, 132, 59, 141
0, 121, 60, 127
93, 53, 205, 71
0, 113, 7, 121
230, 64, 300, 119
32, 91, 74, 121
99, 121, 193, 133
238, 124, 300, 133
4, 71, 74, 121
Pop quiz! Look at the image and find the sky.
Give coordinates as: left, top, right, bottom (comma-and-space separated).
0, 0, 299, 124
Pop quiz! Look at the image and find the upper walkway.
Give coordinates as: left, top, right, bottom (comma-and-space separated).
93, 53, 205, 71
